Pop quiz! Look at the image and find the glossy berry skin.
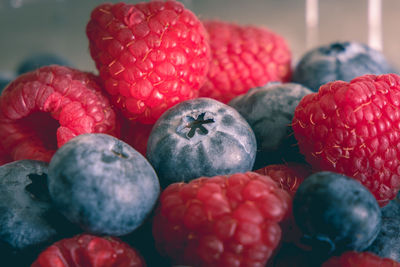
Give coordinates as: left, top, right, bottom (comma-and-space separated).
292, 74, 400, 206
31, 234, 146, 267
86, 1, 210, 124
293, 41, 397, 92
199, 20, 291, 104
153, 172, 291, 267
0, 160, 56, 251
146, 97, 256, 187
0, 65, 119, 163
293, 171, 381, 254
16, 53, 71, 75
48, 133, 160, 236
230, 82, 312, 169
365, 198, 400, 262
322, 251, 400, 267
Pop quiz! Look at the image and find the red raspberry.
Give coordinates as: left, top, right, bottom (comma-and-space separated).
322, 251, 400, 267
152, 172, 291, 267
31, 234, 146, 267
120, 120, 153, 157
86, 1, 210, 124
0, 65, 119, 163
255, 163, 311, 197
292, 74, 400, 206
199, 20, 291, 104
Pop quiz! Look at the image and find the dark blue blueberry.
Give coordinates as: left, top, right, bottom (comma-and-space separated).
16, 53, 71, 75
0, 160, 57, 265
0, 72, 15, 95
365, 198, 400, 262
146, 97, 257, 187
293, 171, 381, 255
229, 82, 312, 169
293, 41, 398, 91
48, 133, 160, 236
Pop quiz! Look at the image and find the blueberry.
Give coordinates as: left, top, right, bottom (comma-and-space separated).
16, 53, 71, 74
48, 133, 160, 236
146, 97, 256, 187
229, 82, 312, 169
293, 171, 381, 255
293, 41, 398, 91
365, 198, 400, 261
0, 160, 58, 265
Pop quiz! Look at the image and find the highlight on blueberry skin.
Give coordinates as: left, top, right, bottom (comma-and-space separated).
292, 41, 397, 91
48, 133, 160, 236
0, 160, 57, 264
293, 171, 381, 255
229, 82, 312, 169
146, 97, 257, 187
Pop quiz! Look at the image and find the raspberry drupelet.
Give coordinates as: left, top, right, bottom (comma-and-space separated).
0, 65, 119, 163
152, 172, 291, 267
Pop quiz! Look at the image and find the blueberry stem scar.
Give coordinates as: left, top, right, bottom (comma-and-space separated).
184, 113, 215, 138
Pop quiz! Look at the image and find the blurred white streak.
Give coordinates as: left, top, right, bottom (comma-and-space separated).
368, 0, 382, 51
306, 0, 318, 49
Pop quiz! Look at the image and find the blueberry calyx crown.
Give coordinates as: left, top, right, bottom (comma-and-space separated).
177, 112, 215, 139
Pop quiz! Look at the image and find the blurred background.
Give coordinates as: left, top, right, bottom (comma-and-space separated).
0, 0, 399, 74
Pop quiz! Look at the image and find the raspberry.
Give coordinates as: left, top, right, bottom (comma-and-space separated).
152, 172, 291, 266
31, 234, 146, 267
255, 163, 311, 197
292, 74, 400, 206
199, 20, 291, 104
120, 120, 153, 157
86, 1, 210, 124
0, 66, 119, 163
322, 251, 400, 267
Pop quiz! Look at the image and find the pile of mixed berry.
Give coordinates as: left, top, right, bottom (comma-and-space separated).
2, 1, 400, 266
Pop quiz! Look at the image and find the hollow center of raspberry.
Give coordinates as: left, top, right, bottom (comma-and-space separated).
183, 112, 215, 138
19, 111, 60, 151
25, 173, 51, 202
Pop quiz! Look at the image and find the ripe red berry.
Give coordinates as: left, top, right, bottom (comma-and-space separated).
120, 120, 153, 157
322, 251, 400, 267
152, 172, 291, 266
0, 65, 119, 163
292, 74, 400, 206
255, 163, 311, 197
31, 234, 146, 267
86, 0, 210, 124
199, 20, 291, 104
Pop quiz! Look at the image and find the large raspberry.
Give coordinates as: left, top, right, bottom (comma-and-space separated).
31, 234, 146, 267
322, 251, 400, 267
0, 65, 118, 163
292, 74, 400, 206
152, 172, 291, 266
86, 1, 210, 124
199, 20, 291, 104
